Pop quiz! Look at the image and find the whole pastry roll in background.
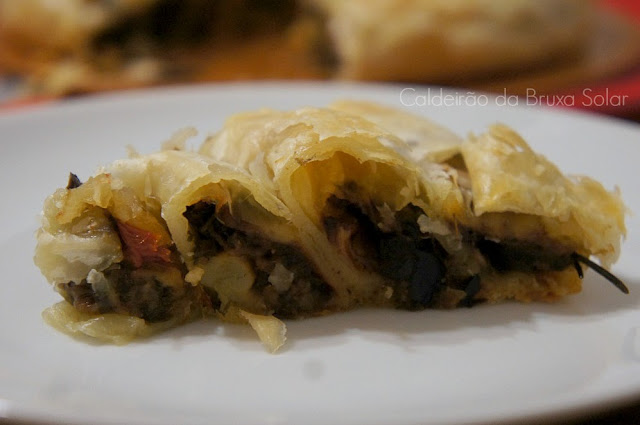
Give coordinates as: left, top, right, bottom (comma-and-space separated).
34, 102, 627, 351
306, 0, 594, 81
1, 0, 623, 97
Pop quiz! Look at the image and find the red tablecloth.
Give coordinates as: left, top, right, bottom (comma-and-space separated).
567, 0, 640, 118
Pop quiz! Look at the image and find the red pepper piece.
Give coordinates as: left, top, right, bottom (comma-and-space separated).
116, 221, 173, 268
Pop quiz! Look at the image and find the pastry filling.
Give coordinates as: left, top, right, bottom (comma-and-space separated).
321, 183, 583, 309
55, 176, 627, 323
55, 174, 197, 322
184, 201, 333, 318
57, 263, 192, 322
56, 217, 195, 322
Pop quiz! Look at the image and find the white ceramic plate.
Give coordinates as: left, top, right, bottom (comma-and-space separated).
1, 82, 639, 425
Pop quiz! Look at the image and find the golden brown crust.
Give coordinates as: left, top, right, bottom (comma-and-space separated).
477, 269, 583, 304
460, 125, 626, 266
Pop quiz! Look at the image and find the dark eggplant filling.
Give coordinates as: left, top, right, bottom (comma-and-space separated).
321, 186, 628, 309
56, 224, 194, 322
323, 195, 452, 309
57, 263, 193, 322
476, 238, 573, 273
66, 172, 83, 190
183, 201, 333, 318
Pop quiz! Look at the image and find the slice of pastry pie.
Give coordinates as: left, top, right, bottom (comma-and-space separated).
34, 103, 627, 351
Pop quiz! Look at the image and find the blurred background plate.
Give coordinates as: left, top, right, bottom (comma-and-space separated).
1, 0, 640, 120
